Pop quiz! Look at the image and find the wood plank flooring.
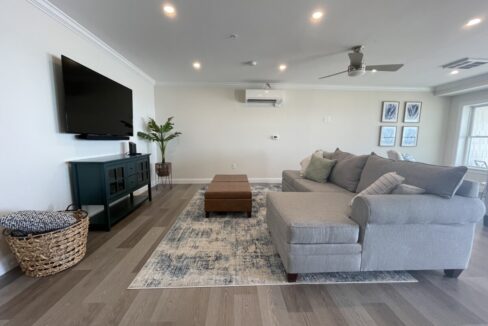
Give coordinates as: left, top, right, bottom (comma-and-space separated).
1, 184, 488, 326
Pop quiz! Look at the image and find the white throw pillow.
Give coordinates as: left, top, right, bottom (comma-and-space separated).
300, 150, 324, 176
392, 184, 425, 195
350, 172, 405, 206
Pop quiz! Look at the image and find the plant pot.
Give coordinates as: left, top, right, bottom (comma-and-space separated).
156, 162, 172, 177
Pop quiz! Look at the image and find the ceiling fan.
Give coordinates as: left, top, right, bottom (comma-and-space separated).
319, 46, 404, 79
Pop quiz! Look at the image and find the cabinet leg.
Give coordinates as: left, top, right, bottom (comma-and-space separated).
104, 202, 111, 232
444, 269, 464, 278
148, 182, 152, 201
287, 273, 298, 282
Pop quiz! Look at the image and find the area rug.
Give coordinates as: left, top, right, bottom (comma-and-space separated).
129, 184, 417, 289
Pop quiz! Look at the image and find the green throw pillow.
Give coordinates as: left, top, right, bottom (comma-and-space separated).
304, 155, 337, 183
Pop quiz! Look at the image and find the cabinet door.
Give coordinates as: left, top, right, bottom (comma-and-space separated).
136, 159, 150, 185
106, 164, 126, 197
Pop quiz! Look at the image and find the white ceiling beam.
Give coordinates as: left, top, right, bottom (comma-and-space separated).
433, 73, 488, 96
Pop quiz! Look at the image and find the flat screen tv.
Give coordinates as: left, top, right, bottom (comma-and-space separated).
61, 55, 133, 139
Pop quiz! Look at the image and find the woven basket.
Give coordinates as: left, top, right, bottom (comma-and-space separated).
3, 210, 89, 277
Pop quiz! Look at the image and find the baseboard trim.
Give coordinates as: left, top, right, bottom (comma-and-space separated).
172, 178, 281, 184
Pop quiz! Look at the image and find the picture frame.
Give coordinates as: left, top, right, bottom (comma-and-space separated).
401, 126, 419, 147
404, 101, 422, 123
381, 101, 400, 122
379, 126, 397, 147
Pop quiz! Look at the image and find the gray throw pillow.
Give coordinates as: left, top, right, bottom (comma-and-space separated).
0, 210, 78, 235
357, 154, 467, 198
350, 172, 405, 205
392, 184, 426, 195
304, 155, 337, 183
329, 149, 370, 192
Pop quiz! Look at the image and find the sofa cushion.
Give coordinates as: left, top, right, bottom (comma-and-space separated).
0, 210, 77, 235
266, 192, 358, 244
282, 170, 352, 193
329, 149, 369, 192
357, 154, 467, 198
293, 178, 353, 193
303, 156, 336, 183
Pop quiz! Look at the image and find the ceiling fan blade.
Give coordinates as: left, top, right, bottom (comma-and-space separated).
366, 64, 404, 72
348, 52, 364, 66
318, 70, 348, 79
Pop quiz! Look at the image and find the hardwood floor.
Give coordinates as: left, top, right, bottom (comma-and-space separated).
1, 184, 487, 326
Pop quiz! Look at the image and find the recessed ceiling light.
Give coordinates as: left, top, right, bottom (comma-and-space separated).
450, 70, 459, 75
311, 10, 324, 22
162, 4, 176, 17
279, 64, 287, 71
465, 17, 482, 27
192, 61, 201, 70
371, 69, 377, 73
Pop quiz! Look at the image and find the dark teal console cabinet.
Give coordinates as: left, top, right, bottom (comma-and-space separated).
69, 154, 152, 230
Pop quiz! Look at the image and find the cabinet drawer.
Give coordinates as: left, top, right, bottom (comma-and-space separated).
127, 175, 137, 190
126, 162, 136, 176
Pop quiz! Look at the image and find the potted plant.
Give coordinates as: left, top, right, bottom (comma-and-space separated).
138, 117, 182, 177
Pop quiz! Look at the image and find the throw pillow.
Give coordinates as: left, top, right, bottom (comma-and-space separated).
356, 153, 467, 198
350, 172, 405, 205
0, 210, 78, 235
303, 155, 337, 183
392, 184, 426, 195
329, 148, 370, 192
300, 150, 323, 176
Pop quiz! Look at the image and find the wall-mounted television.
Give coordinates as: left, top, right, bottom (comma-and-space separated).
61, 55, 133, 140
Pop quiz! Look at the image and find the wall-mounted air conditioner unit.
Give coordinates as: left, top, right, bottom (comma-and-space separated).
245, 89, 285, 107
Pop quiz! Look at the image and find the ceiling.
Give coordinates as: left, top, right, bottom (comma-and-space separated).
49, 0, 488, 88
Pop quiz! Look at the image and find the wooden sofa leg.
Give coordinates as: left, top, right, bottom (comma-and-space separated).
287, 273, 298, 283
444, 269, 464, 278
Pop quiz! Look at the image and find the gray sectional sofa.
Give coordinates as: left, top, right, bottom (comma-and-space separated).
266, 150, 486, 282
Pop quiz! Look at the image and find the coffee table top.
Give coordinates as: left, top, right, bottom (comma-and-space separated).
212, 174, 248, 182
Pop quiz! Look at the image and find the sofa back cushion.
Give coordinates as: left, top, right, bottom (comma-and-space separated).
329, 149, 370, 192
357, 154, 467, 198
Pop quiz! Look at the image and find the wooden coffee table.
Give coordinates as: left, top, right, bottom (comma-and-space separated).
204, 174, 252, 218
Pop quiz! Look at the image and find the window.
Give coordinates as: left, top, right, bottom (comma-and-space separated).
464, 105, 488, 169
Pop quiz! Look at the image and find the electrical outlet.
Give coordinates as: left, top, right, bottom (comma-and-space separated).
323, 116, 332, 123
231, 163, 238, 169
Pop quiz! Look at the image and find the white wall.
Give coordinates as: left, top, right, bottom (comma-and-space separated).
155, 86, 450, 181
444, 89, 488, 182
0, 0, 157, 275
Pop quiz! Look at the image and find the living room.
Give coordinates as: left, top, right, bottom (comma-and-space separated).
0, 0, 487, 325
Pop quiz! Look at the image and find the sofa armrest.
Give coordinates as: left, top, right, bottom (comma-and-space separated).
351, 194, 485, 226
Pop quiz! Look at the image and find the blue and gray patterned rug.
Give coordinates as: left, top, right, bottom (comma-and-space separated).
130, 184, 417, 288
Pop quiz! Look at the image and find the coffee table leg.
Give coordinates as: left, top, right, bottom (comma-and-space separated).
247, 211, 251, 218
205, 211, 210, 218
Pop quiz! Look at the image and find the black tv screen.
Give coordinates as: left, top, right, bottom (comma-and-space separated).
61, 55, 133, 137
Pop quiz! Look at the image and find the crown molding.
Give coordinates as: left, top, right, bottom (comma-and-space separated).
26, 0, 156, 85
156, 81, 432, 93
433, 72, 488, 96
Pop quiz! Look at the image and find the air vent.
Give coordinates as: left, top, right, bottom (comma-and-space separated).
442, 58, 488, 70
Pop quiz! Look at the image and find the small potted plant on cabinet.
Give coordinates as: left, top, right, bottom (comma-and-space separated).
138, 117, 182, 184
